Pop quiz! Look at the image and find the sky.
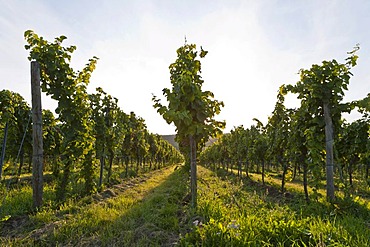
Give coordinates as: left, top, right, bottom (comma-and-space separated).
1, 0, 369, 135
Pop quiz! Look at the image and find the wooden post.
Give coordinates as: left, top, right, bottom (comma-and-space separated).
31, 61, 44, 209
0, 122, 9, 180
99, 155, 104, 188
324, 101, 335, 201
189, 135, 197, 208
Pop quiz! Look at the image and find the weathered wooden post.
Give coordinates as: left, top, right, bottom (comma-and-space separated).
324, 101, 335, 201
0, 122, 9, 180
189, 135, 197, 208
31, 61, 43, 208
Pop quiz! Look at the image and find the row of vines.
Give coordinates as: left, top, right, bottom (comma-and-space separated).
0, 31, 183, 207
200, 47, 370, 203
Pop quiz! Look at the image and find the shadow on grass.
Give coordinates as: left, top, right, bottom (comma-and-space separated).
1, 173, 55, 188
34, 165, 192, 247
0, 165, 168, 222
211, 166, 370, 225
356, 186, 370, 200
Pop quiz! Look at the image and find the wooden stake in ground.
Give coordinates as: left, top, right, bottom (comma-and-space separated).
31, 61, 44, 209
0, 122, 9, 180
324, 101, 335, 201
189, 135, 197, 208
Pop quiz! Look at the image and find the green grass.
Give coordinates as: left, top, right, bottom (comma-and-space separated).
224, 166, 370, 208
0, 182, 56, 222
0, 162, 168, 221
0, 165, 189, 246
180, 166, 370, 246
1, 164, 370, 246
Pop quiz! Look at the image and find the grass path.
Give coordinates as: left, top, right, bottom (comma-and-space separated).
179, 166, 370, 246
1, 165, 189, 246
3, 165, 369, 246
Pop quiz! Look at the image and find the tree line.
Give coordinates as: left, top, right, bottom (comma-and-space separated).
0, 31, 183, 207
200, 47, 369, 203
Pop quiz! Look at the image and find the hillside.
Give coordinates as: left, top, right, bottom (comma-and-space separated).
161, 135, 179, 150
161, 134, 218, 150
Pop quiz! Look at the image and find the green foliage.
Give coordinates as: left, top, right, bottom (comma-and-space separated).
89, 87, 122, 186
42, 109, 62, 176
153, 43, 225, 150
25, 30, 97, 200
265, 85, 291, 192
153, 42, 224, 208
200, 122, 269, 181
0, 90, 32, 179
289, 45, 359, 116
337, 116, 370, 190
23, 30, 183, 203
266, 85, 289, 162
287, 46, 360, 201
286, 45, 360, 146
355, 93, 370, 112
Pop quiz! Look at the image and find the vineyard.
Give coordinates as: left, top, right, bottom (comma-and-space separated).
0, 31, 369, 246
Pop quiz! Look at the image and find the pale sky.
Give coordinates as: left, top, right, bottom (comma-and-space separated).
1, 0, 369, 134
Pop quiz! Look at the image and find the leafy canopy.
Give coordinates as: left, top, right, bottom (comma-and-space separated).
153, 43, 225, 145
